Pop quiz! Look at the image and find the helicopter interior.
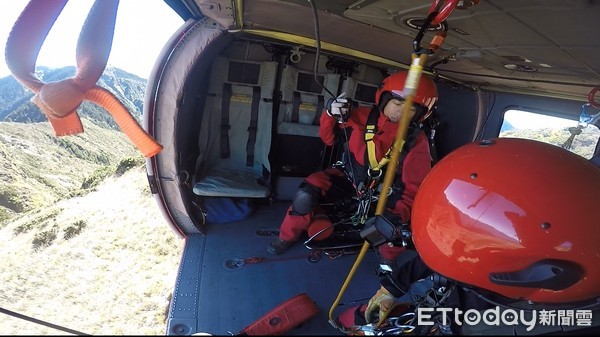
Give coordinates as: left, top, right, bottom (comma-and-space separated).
141, 0, 600, 335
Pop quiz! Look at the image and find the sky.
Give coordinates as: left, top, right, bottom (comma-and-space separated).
0, 0, 184, 79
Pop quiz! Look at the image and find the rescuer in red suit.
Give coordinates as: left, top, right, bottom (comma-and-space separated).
268, 70, 438, 267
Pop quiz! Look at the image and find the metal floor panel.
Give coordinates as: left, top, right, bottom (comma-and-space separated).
166, 201, 600, 336
167, 201, 381, 335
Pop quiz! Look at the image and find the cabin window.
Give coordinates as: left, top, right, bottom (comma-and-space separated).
500, 109, 600, 160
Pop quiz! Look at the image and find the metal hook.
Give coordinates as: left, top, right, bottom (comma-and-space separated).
579, 103, 600, 127
290, 46, 305, 63
367, 168, 383, 179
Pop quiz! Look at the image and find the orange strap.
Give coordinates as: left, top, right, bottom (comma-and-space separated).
428, 0, 460, 26
239, 293, 319, 335
5, 0, 162, 157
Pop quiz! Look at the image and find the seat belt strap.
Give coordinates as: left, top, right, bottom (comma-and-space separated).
220, 83, 232, 158
313, 95, 324, 125
246, 86, 261, 167
291, 91, 301, 123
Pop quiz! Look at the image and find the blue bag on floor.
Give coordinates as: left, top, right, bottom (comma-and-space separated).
204, 197, 253, 224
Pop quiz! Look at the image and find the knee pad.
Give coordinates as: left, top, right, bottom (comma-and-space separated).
291, 182, 320, 215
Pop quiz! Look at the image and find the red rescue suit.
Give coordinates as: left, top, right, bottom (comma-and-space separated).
277, 106, 432, 260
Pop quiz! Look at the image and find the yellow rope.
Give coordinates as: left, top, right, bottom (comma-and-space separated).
327, 53, 429, 325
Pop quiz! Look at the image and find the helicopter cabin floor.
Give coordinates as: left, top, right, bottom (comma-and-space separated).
167, 200, 600, 336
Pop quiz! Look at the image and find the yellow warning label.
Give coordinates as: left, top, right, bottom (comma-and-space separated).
230, 94, 252, 104
299, 103, 316, 111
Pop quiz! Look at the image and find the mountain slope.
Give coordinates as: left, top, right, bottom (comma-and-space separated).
0, 119, 140, 221
0, 166, 184, 335
0, 65, 148, 222
0, 65, 183, 334
0, 66, 147, 129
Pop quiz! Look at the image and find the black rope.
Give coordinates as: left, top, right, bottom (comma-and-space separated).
0, 307, 90, 335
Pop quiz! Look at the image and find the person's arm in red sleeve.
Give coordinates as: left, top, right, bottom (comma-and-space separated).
319, 109, 338, 146
387, 132, 432, 223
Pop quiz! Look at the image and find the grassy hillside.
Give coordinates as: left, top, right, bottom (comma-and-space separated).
0, 119, 141, 222
0, 165, 184, 335
0, 68, 183, 334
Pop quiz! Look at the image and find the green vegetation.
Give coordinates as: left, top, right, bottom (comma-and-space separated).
80, 156, 145, 190
0, 207, 12, 224
0, 118, 140, 222
81, 166, 115, 190
500, 126, 599, 159
115, 156, 145, 176
32, 225, 59, 250
0, 187, 27, 213
0, 68, 180, 335
64, 220, 87, 240
0, 167, 184, 335
13, 208, 61, 235
53, 137, 112, 164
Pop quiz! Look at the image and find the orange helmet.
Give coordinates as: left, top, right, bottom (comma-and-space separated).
375, 70, 438, 118
411, 138, 600, 304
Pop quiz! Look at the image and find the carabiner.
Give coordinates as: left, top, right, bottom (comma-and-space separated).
579, 103, 600, 127
368, 168, 383, 179
413, 0, 458, 54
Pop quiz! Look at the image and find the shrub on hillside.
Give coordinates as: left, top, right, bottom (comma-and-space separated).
81, 166, 114, 190
0, 207, 13, 225
64, 220, 87, 240
13, 208, 61, 235
115, 156, 145, 177
0, 188, 27, 213
32, 226, 58, 250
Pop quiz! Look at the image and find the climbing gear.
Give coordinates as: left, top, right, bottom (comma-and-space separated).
334, 274, 458, 335
364, 107, 396, 172
562, 103, 600, 150
327, 0, 459, 328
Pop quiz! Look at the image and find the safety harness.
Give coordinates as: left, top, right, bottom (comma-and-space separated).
361, 107, 424, 192
364, 108, 398, 172
336, 106, 425, 228
327, 0, 459, 330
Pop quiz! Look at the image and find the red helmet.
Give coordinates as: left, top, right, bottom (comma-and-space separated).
411, 138, 600, 304
375, 70, 438, 114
